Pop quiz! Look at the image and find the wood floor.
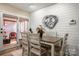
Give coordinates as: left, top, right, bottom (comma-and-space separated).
0, 47, 22, 56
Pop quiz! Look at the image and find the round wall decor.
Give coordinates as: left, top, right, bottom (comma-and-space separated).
42, 15, 58, 29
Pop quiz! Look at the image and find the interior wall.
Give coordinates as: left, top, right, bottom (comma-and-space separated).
0, 3, 30, 17
30, 3, 79, 55
0, 3, 30, 50
0, 3, 31, 31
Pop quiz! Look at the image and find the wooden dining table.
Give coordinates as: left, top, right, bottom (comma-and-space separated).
41, 36, 62, 56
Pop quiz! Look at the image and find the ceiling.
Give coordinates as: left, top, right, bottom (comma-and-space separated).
8, 3, 55, 13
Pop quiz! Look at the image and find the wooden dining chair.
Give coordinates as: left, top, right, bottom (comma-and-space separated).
21, 32, 30, 56
29, 33, 46, 56
54, 33, 69, 56
41, 36, 53, 56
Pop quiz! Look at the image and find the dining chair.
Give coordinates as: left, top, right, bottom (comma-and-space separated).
41, 36, 53, 56
62, 33, 69, 56
54, 33, 69, 56
21, 32, 30, 56
29, 33, 47, 56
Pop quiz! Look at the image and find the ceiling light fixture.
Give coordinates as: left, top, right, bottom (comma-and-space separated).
29, 5, 36, 9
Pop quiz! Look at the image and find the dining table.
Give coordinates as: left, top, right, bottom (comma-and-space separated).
41, 36, 62, 56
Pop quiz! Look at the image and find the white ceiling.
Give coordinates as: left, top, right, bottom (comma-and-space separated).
8, 3, 55, 13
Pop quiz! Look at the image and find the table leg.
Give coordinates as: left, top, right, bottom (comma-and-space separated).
51, 44, 54, 56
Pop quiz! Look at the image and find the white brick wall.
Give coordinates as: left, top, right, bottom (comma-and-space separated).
30, 3, 79, 55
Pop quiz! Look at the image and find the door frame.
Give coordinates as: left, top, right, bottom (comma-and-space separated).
0, 11, 29, 51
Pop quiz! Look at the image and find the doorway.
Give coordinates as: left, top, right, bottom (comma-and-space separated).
18, 17, 28, 39
3, 14, 18, 46
0, 12, 29, 50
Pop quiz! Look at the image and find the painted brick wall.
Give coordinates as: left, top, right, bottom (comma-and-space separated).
30, 3, 79, 55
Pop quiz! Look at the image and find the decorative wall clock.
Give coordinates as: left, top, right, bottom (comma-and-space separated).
42, 15, 58, 29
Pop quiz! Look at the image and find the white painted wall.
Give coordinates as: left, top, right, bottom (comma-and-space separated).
0, 3, 30, 17
0, 3, 31, 29
30, 3, 79, 55
0, 3, 31, 31
0, 4, 30, 51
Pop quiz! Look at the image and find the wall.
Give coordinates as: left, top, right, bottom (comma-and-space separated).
0, 3, 31, 31
30, 3, 79, 55
0, 3, 30, 51
0, 3, 30, 17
